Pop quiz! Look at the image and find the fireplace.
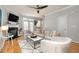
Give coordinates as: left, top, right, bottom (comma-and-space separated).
8, 27, 18, 39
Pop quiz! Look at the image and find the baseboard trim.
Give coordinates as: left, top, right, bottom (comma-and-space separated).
72, 41, 79, 44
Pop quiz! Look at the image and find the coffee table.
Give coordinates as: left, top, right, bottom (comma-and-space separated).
27, 36, 43, 49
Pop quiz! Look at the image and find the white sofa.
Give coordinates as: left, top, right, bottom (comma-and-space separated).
40, 37, 72, 53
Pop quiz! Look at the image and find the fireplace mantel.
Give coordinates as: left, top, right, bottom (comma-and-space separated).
8, 24, 19, 27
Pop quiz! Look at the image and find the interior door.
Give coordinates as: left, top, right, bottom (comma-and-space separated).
58, 15, 68, 37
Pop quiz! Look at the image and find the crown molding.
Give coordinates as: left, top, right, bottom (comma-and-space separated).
45, 5, 77, 16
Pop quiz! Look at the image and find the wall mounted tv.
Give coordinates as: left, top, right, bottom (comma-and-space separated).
8, 13, 19, 22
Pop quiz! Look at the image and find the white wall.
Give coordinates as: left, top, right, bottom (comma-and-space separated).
0, 9, 2, 36
44, 13, 58, 31
0, 9, 1, 26
44, 6, 79, 42
0, 6, 23, 28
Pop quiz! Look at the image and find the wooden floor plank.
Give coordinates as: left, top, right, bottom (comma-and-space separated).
69, 42, 79, 53
1, 39, 21, 53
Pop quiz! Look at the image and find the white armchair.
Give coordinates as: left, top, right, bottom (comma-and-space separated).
40, 37, 72, 53
0, 34, 5, 52
0, 37, 3, 49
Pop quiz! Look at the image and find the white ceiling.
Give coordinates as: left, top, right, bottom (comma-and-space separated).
2, 5, 70, 17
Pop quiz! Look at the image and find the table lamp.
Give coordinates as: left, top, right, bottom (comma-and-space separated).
1, 25, 8, 37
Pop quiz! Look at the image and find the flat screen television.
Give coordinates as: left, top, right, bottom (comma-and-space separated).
8, 13, 19, 22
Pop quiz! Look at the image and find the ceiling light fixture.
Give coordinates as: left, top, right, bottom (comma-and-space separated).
28, 5, 48, 14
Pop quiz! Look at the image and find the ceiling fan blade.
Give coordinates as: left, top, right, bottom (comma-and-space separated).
28, 6, 37, 9
28, 5, 48, 9
36, 5, 48, 9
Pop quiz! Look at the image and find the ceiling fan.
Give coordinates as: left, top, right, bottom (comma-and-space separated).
28, 5, 48, 13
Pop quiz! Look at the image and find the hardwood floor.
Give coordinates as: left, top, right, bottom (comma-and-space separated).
1, 36, 79, 53
69, 42, 79, 53
1, 38, 22, 53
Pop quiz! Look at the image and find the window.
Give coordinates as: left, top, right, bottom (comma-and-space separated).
23, 21, 28, 30
23, 17, 34, 32
29, 21, 34, 32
